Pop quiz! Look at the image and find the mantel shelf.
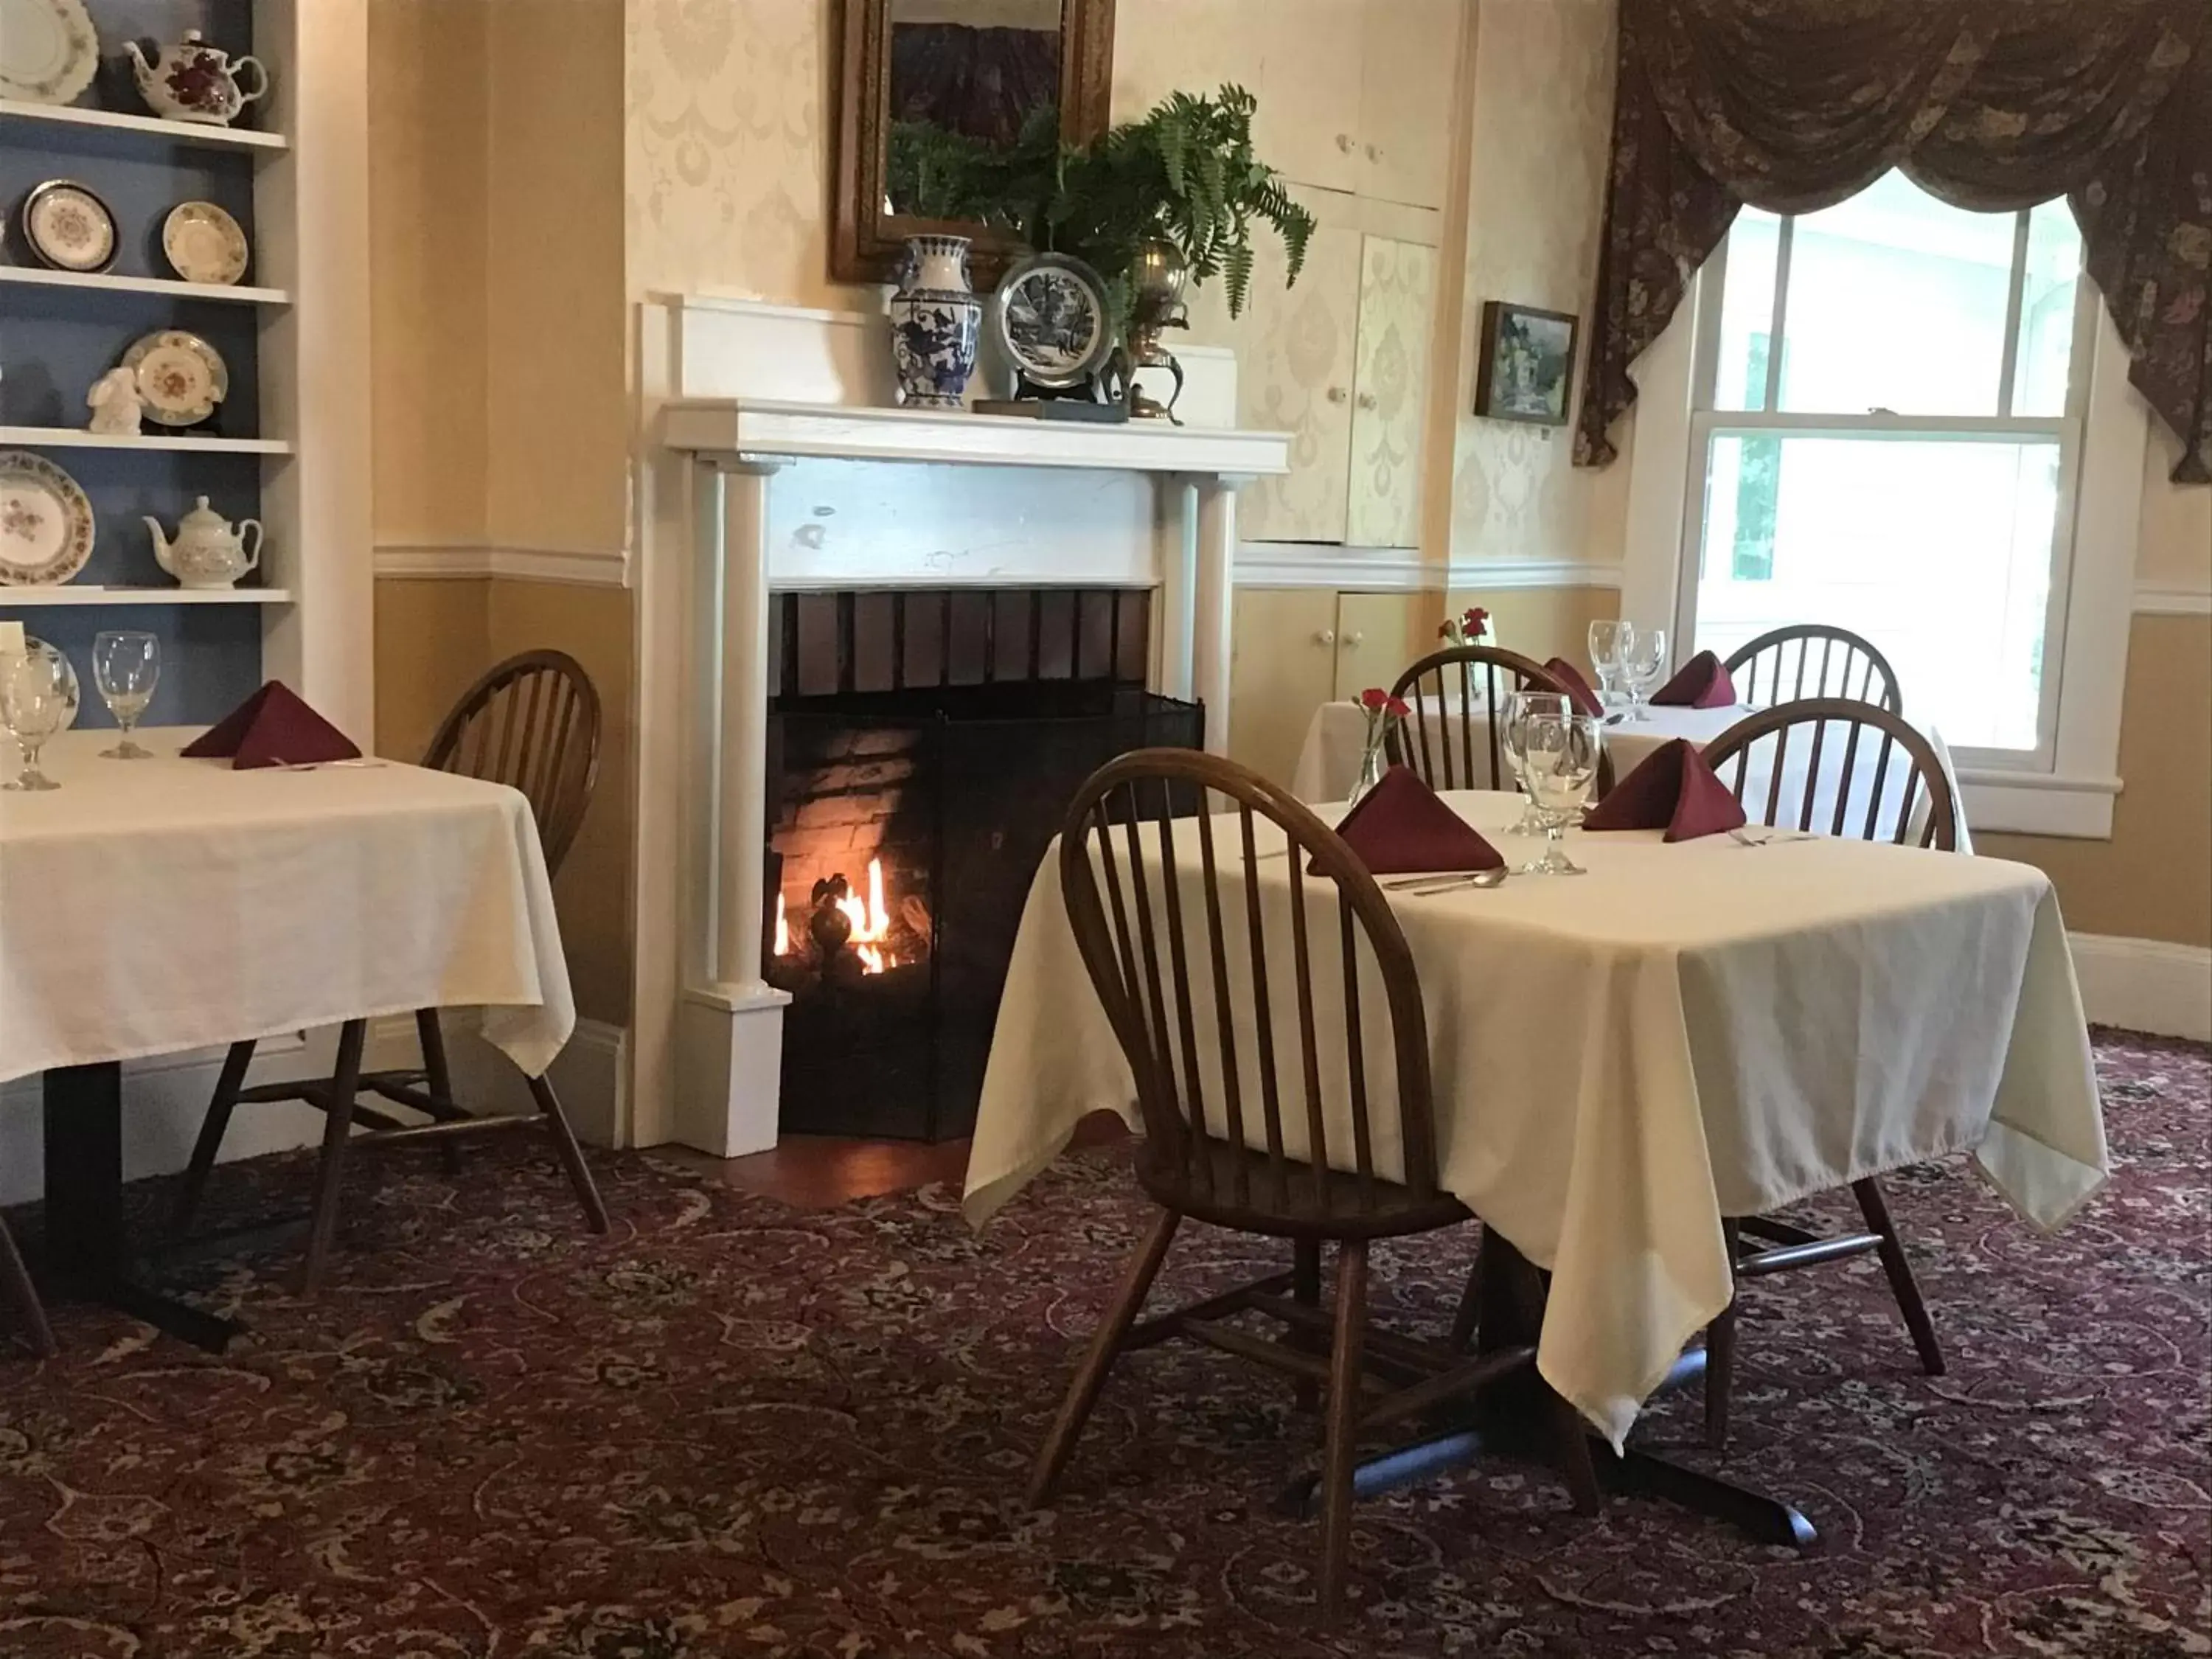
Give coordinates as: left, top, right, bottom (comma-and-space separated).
661, 398, 1291, 477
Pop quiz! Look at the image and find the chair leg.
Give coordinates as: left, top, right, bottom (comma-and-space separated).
0, 1215, 56, 1359
1292, 1237, 1321, 1411
171, 1040, 256, 1239
414, 1009, 464, 1178
1027, 1207, 1179, 1508
1318, 1237, 1368, 1621
1447, 1234, 1484, 1352
1705, 1217, 1741, 1450
1549, 1382, 1602, 1514
527, 1073, 609, 1234
299, 1020, 366, 1297
1854, 1178, 1944, 1376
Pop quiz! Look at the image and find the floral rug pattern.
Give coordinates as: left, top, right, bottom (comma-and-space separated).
1, 1032, 2205, 1657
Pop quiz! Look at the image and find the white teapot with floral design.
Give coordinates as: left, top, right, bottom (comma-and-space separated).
146, 498, 262, 590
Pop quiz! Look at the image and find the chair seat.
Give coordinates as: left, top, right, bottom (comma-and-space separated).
1136, 1141, 1471, 1240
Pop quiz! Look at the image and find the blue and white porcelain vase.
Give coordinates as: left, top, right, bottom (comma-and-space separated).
888, 235, 982, 409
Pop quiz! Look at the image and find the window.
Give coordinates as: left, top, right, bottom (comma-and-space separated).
1681, 171, 2093, 761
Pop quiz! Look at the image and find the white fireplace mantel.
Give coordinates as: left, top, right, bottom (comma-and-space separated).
636, 296, 1287, 1161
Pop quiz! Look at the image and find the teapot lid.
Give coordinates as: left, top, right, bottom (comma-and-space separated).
179, 495, 224, 528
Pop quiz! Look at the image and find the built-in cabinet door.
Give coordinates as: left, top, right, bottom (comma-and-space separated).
1254, 0, 1364, 195
1331, 590, 1430, 700
1357, 0, 1461, 209
1346, 237, 1439, 549
1199, 223, 1363, 543
1228, 587, 1342, 787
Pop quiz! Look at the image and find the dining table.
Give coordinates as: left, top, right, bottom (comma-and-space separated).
1292, 695, 1974, 848
964, 787, 2104, 1540
0, 728, 574, 1350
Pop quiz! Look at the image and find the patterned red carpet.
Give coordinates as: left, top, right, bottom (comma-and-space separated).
1, 1032, 2205, 1658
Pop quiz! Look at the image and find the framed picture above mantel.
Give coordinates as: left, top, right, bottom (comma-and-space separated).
1473, 301, 1579, 428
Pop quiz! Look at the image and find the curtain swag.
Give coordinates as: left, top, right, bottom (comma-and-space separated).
1575, 0, 2212, 484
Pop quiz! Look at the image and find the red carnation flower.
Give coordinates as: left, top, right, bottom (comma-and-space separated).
1358, 686, 1391, 711
1461, 606, 1489, 639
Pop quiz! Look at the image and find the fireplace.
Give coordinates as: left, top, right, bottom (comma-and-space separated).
765, 588, 1202, 1140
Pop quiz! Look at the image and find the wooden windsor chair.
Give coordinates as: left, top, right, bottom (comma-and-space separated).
1030, 748, 1597, 1618
1386, 645, 1615, 796
0, 1204, 56, 1358
171, 650, 611, 1294
1722, 624, 1902, 715
1691, 697, 1958, 1447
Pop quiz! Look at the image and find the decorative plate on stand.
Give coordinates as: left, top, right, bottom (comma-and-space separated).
992, 252, 1115, 392
0, 450, 96, 586
0, 0, 99, 105
122, 330, 231, 428
162, 201, 250, 286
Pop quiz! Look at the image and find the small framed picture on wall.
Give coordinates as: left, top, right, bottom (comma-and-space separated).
1472, 302, 1579, 426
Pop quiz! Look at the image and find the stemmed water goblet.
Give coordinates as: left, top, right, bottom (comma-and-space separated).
1500, 689, 1567, 836
93, 630, 159, 759
1516, 706, 1602, 874
1587, 619, 1633, 708
1621, 627, 1668, 721
1, 641, 80, 791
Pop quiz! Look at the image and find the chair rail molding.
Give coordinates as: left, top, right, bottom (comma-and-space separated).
1229, 546, 1627, 592
630, 296, 1288, 1163
373, 541, 633, 589
2133, 580, 2211, 617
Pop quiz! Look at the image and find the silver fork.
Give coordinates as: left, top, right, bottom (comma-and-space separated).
1728, 827, 1820, 847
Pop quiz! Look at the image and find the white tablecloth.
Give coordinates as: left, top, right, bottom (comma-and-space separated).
1292, 698, 1973, 849
0, 731, 573, 1085
964, 790, 2102, 1447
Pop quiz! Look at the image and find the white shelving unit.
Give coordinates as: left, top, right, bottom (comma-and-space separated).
0, 266, 290, 307
0, 97, 287, 154
0, 426, 292, 455
0, 587, 293, 607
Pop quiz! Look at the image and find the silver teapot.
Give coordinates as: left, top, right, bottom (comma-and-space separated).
125, 31, 270, 128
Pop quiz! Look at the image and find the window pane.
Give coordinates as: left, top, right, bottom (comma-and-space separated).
1713, 209, 1782, 411
1694, 434, 2062, 751
1776, 172, 2018, 417
2012, 197, 2083, 417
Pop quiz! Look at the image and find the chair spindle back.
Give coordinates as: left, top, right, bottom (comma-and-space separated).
1058, 749, 1441, 1227
1701, 698, 1958, 850
1723, 625, 1902, 714
422, 650, 602, 877
1386, 646, 1587, 793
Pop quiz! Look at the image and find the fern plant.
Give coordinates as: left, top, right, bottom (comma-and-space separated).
883, 85, 1315, 321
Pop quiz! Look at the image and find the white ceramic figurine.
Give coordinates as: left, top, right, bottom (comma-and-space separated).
86, 366, 145, 437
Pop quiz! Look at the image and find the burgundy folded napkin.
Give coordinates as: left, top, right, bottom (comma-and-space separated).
1582, 738, 1746, 842
1649, 649, 1737, 708
1543, 656, 1604, 717
1323, 764, 1503, 874
181, 680, 362, 771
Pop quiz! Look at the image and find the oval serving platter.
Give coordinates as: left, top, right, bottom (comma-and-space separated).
0, 449, 96, 586
122, 330, 232, 428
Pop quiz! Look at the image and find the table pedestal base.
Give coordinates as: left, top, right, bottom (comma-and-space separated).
1274, 1235, 1818, 1549
36, 1062, 242, 1354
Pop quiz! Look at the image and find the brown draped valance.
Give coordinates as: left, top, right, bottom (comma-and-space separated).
1575, 0, 2212, 484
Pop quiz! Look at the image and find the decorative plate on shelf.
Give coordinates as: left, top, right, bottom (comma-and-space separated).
122, 330, 230, 428
0, 0, 99, 105
162, 201, 250, 286
0, 451, 96, 586
20, 178, 117, 274
992, 252, 1114, 391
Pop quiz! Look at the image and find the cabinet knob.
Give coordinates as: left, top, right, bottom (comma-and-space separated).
1326, 385, 1348, 404
1357, 391, 1379, 411
1314, 628, 1336, 646
1335, 133, 1354, 153
1342, 630, 1365, 648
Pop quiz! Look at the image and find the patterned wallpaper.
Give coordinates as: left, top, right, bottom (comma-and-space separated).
625, 0, 876, 309
1450, 0, 1628, 568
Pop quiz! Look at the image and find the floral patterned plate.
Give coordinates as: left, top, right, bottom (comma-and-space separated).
20, 178, 116, 274
161, 201, 250, 285
0, 0, 99, 105
0, 450, 95, 586
122, 330, 230, 428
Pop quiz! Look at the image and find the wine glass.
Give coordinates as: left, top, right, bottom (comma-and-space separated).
1587, 619, 1633, 703
1, 641, 80, 791
1622, 626, 1669, 721
93, 630, 159, 759
1500, 689, 1568, 836
1518, 708, 1602, 875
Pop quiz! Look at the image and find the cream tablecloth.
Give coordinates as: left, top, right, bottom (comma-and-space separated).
0, 731, 573, 1085
964, 790, 2101, 1447
1292, 698, 1973, 849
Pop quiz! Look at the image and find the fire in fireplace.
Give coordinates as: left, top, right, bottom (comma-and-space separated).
767, 588, 1200, 1141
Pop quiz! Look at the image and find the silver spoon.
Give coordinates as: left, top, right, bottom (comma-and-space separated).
1384, 867, 1509, 894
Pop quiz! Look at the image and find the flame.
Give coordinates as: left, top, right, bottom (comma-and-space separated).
838, 858, 892, 975
774, 893, 790, 956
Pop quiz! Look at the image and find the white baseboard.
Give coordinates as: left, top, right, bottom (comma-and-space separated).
2070, 933, 2212, 1042
0, 1018, 631, 1209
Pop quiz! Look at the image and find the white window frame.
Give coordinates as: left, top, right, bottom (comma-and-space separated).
1621, 213, 2148, 839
